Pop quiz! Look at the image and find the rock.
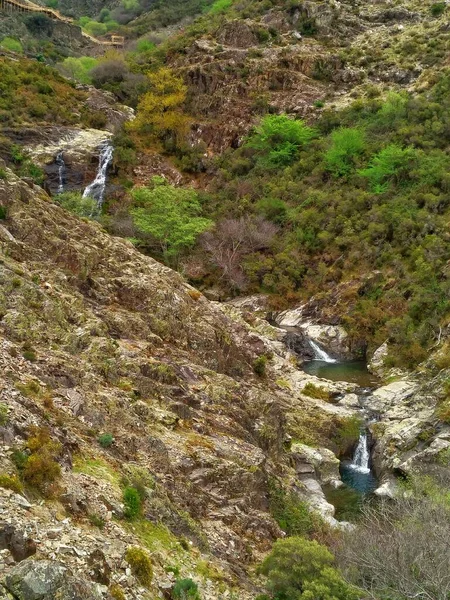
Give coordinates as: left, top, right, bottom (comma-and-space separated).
4, 559, 68, 599
374, 479, 398, 499
368, 342, 388, 376
274, 308, 351, 358
282, 331, 315, 361
0, 524, 37, 562
291, 443, 341, 485
217, 20, 259, 48
4, 559, 101, 600
338, 393, 360, 408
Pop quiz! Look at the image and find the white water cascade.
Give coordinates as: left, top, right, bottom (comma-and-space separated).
55, 151, 66, 194
82, 141, 113, 207
309, 340, 337, 363
349, 432, 371, 474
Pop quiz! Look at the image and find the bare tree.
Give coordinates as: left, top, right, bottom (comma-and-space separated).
336, 484, 450, 600
201, 216, 278, 289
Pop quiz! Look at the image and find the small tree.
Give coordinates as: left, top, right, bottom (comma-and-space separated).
325, 127, 365, 177
259, 537, 359, 600
131, 178, 212, 263
247, 114, 315, 168
359, 144, 416, 193
130, 68, 190, 149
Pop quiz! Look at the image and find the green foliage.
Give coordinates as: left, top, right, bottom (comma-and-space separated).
358, 144, 416, 193
0, 57, 87, 127
123, 486, 142, 520
0, 38, 23, 54
125, 546, 153, 587
83, 21, 108, 37
205, 0, 233, 15
21, 426, 62, 495
109, 584, 126, 600
268, 481, 317, 537
130, 178, 212, 262
172, 578, 201, 600
332, 416, 362, 457
0, 403, 9, 426
253, 355, 268, 376
56, 192, 97, 218
57, 56, 99, 84
247, 114, 315, 169
0, 473, 23, 494
0, 171, 7, 182
325, 128, 365, 177
259, 537, 359, 600
430, 2, 446, 16
98, 433, 114, 448
302, 383, 332, 401
88, 513, 106, 529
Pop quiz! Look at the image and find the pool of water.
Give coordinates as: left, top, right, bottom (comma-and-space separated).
340, 460, 378, 495
302, 359, 379, 387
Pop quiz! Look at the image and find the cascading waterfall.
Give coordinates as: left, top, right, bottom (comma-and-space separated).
349, 432, 371, 474
82, 141, 113, 207
309, 340, 337, 363
55, 151, 66, 194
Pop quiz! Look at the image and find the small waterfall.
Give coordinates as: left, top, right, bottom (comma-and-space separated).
55, 151, 66, 194
82, 141, 113, 207
349, 432, 371, 474
309, 340, 337, 363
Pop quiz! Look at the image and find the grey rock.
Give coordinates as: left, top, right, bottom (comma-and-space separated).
0, 523, 37, 562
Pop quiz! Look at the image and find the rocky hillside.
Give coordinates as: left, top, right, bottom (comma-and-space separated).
0, 162, 376, 598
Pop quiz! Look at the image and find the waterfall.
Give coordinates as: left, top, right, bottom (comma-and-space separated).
82, 141, 113, 207
309, 340, 337, 363
55, 151, 66, 194
349, 432, 371, 474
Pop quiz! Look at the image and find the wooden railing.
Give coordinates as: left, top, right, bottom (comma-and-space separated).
0, 0, 125, 46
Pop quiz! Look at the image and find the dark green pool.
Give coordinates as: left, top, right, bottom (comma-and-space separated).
302, 359, 379, 387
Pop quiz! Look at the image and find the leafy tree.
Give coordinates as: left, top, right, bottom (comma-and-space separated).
359, 144, 416, 192
325, 127, 365, 177
131, 177, 212, 262
247, 114, 315, 168
58, 56, 99, 84
84, 21, 108, 37
130, 68, 190, 149
259, 537, 360, 600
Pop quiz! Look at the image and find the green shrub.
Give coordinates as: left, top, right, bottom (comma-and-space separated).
56, 192, 97, 218
21, 426, 62, 495
0, 38, 23, 54
332, 416, 362, 457
98, 433, 114, 448
109, 584, 126, 600
0, 171, 7, 182
0, 473, 23, 494
0, 403, 9, 426
247, 114, 315, 169
258, 537, 359, 600
123, 486, 142, 520
302, 383, 332, 401
253, 355, 268, 376
172, 578, 201, 600
430, 2, 446, 15
125, 546, 153, 587
268, 481, 317, 537
325, 127, 365, 177
358, 144, 416, 193
88, 513, 106, 529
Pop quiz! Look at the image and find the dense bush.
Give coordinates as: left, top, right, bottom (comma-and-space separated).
125, 546, 153, 587
258, 537, 359, 600
172, 578, 201, 600
56, 192, 97, 218
123, 485, 142, 519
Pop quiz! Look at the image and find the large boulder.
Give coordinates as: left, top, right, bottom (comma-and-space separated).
3, 559, 100, 600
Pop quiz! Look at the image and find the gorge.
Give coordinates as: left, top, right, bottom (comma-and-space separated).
0, 0, 450, 598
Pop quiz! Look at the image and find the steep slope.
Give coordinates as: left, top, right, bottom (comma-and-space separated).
0, 162, 370, 598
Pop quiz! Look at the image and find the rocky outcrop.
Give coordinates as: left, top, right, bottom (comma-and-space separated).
4, 559, 100, 600
275, 306, 351, 359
